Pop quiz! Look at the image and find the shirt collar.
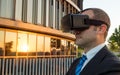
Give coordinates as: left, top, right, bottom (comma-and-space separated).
83, 43, 105, 60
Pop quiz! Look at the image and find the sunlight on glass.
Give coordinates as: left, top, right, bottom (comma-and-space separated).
21, 44, 29, 52
18, 33, 28, 52
18, 44, 29, 52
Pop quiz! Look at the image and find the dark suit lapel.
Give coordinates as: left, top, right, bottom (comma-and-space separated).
80, 46, 108, 75
66, 57, 81, 75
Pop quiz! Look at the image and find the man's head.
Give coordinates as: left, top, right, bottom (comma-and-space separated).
80, 8, 110, 38
61, 8, 110, 50
76, 8, 110, 49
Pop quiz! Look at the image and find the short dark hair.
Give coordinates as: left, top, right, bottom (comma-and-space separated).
81, 8, 110, 31
81, 8, 111, 39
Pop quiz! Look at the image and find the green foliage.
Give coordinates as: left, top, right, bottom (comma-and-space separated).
117, 54, 120, 57
108, 25, 120, 52
77, 46, 84, 57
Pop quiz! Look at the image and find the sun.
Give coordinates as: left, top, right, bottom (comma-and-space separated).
21, 44, 29, 52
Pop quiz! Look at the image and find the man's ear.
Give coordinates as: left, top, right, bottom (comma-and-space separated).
99, 24, 107, 33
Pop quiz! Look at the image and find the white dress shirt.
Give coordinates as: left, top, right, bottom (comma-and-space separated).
80, 43, 106, 71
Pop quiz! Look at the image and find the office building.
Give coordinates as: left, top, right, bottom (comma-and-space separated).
0, 0, 82, 75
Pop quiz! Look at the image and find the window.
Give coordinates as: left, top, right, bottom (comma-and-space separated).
17, 32, 28, 56
70, 42, 76, 55
37, 0, 42, 25
51, 38, 61, 55
49, 0, 54, 28
55, 0, 59, 29
26, 0, 38, 24
22, 0, 27, 22
44, 36, 50, 55
51, 38, 57, 55
15, 0, 22, 21
60, 39, 66, 55
0, 30, 4, 56
32, 0, 38, 24
28, 34, 37, 56
27, 0, 33, 23
5, 31, 17, 56
41, 0, 46, 26
66, 41, 71, 55
0, 0, 15, 19
37, 35, 45, 55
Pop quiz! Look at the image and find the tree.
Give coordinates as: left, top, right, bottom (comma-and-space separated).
5, 41, 13, 55
108, 25, 120, 52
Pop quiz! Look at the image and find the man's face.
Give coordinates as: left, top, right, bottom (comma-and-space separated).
74, 25, 97, 48
73, 10, 98, 48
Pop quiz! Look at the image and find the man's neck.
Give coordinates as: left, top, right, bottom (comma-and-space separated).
84, 42, 104, 53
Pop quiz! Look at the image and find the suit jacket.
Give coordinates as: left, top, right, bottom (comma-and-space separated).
66, 46, 120, 75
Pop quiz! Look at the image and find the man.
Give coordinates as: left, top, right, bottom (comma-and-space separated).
64, 8, 120, 75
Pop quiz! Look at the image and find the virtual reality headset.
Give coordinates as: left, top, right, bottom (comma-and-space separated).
61, 14, 108, 32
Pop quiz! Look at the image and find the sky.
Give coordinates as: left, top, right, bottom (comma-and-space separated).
83, 0, 120, 41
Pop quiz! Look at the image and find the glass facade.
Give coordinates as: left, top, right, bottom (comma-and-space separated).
0, 0, 82, 75
0, 28, 77, 56
0, 0, 80, 29
0, 29, 77, 75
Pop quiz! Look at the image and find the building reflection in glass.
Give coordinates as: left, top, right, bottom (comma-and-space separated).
0, 29, 77, 56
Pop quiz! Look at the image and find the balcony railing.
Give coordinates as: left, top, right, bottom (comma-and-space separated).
0, 56, 76, 75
